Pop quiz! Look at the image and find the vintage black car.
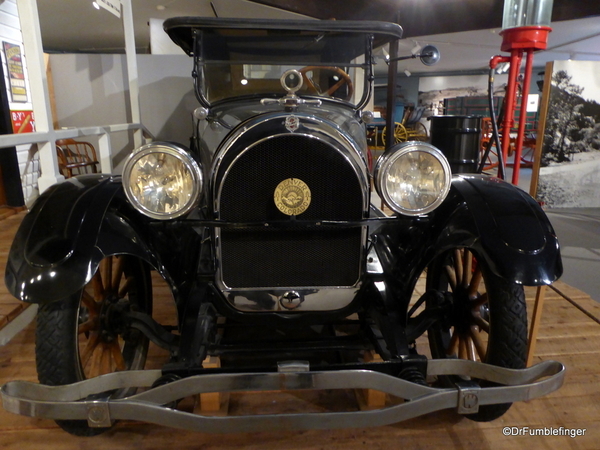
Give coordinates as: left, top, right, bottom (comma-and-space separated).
2, 18, 564, 436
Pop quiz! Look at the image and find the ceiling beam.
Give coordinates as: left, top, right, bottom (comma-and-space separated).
248, 0, 600, 37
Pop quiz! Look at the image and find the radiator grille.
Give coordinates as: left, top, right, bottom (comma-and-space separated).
218, 134, 364, 288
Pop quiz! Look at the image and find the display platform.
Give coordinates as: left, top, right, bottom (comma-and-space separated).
0, 213, 598, 449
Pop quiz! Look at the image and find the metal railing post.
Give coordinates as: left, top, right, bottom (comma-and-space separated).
97, 132, 113, 173
121, 0, 143, 149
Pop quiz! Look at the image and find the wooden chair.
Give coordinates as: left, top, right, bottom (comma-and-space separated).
55, 139, 99, 178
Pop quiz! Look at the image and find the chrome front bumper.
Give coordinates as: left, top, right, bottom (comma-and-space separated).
1, 360, 564, 433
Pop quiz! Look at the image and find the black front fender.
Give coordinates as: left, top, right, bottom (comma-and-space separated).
4, 175, 163, 303
373, 174, 562, 301
450, 174, 562, 285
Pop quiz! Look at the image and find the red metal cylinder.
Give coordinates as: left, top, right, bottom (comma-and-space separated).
500, 49, 523, 173
493, 25, 552, 182
499, 26, 551, 52
511, 50, 535, 185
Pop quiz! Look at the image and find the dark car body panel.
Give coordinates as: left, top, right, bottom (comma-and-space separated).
5, 173, 561, 306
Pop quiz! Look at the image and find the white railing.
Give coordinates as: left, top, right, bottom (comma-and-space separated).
4, 0, 146, 193
0, 123, 154, 191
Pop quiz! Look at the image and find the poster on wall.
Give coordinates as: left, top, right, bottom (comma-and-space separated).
10, 110, 35, 133
2, 41, 28, 103
535, 60, 600, 208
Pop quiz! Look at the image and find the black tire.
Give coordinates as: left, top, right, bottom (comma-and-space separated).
425, 248, 527, 422
35, 255, 152, 436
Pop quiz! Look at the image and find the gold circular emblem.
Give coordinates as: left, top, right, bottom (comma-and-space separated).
274, 178, 311, 216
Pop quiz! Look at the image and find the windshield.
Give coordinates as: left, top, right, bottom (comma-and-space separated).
165, 18, 403, 108
194, 29, 371, 107
200, 63, 365, 105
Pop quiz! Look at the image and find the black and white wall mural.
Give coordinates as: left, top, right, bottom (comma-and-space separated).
537, 60, 600, 208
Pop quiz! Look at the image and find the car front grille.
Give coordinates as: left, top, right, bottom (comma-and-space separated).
218, 134, 364, 288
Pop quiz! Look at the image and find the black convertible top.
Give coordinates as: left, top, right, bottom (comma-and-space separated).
163, 17, 403, 56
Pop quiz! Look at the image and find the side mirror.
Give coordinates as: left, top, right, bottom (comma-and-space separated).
385, 45, 441, 66
419, 45, 440, 66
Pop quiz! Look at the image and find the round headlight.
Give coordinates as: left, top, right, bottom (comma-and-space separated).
122, 142, 203, 220
374, 141, 451, 216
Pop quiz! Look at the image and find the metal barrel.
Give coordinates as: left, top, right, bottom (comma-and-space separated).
428, 115, 482, 174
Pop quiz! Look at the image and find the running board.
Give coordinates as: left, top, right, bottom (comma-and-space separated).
1, 360, 564, 433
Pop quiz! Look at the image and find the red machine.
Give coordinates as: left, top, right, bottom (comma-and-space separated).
490, 0, 553, 185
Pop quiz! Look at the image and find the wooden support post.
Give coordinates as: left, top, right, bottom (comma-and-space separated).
355, 351, 387, 410
527, 285, 546, 367
193, 356, 230, 416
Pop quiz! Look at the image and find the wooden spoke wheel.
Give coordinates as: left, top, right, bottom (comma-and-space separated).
410, 122, 429, 141
425, 248, 527, 422
480, 140, 500, 171
519, 140, 536, 168
35, 255, 152, 436
78, 256, 149, 378
299, 66, 354, 100
381, 122, 408, 146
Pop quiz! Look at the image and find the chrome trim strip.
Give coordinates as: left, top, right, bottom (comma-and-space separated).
1, 360, 565, 432
215, 224, 368, 311
222, 285, 362, 313
211, 113, 370, 310
214, 132, 365, 211
366, 245, 384, 274
211, 113, 369, 211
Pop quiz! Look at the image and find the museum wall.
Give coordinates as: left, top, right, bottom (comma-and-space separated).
49, 53, 196, 172
49, 51, 548, 176
419, 73, 511, 113
372, 70, 542, 128
373, 75, 420, 108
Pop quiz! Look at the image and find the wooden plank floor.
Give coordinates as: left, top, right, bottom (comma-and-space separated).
1, 213, 599, 449
0, 213, 30, 330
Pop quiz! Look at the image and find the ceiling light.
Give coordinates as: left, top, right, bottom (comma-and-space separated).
92, 1, 100, 10
411, 42, 422, 55
157, 5, 166, 10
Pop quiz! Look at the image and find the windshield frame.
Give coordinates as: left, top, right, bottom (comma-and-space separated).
192, 31, 373, 109
164, 18, 403, 110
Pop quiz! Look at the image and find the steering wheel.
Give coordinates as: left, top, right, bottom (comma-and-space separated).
299, 66, 354, 101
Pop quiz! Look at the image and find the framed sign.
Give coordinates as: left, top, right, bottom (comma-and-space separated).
2, 41, 27, 103
10, 110, 35, 133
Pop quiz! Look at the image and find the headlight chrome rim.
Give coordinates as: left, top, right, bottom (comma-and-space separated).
123, 142, 203, 220
374, 141, 451, 216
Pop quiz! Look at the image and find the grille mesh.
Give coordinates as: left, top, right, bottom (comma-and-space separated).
218, 134, 364, 288
221, 228, 362, 287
